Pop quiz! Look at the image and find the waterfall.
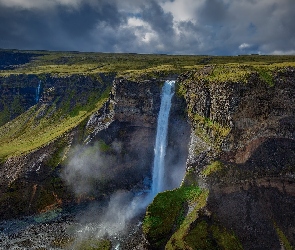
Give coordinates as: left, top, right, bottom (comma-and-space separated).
151, 80, 175, 196
35, 81, 41, 103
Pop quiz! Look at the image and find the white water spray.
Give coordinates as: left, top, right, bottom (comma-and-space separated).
36, 81, 41, 103
151, 80, 175, 196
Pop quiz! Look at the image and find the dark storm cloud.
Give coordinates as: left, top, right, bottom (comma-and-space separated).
197, 0, 230, 24
0, 0, 294, 54
0, 1, 125, 51
141, 0, 174, 36
57, 3, 121, 37
0, 6, 52, 49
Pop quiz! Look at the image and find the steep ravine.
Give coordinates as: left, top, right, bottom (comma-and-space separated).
0, 66, 294, 249
0, 76, 190, 221
85, 78, 190, 195
0, 73, 114, 219
143, 67, 295, 249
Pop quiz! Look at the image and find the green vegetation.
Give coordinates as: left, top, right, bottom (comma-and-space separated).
179, 62, 295, 89
183, 168, 199, 186
183, 220, 243, 250
256, 67, 274, 86
177, 61, 295, 153
142, 167, 242, 249
189, 113, 231, 149
0, 52, 294, 160
45, 139, 68, 168
1, 49, 295, 80
165, 190, 209, 249
194, 114, 230, 137
202, 161, 224, 177
0, 90, 108, 161
274, 222, 294, 250
142, 185, 205, 248
202, 64, 252, 83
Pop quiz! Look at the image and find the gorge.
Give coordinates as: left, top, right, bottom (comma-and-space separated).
0, 50, 294, 249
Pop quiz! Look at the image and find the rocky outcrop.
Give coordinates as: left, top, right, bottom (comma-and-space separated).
179, 67, 295, 249
0, 73, 114, 126
0, 132, 75, 219
0, 77, 190, 220
86, 78, 190, 193
2, 64, 294, 249
111, 78, 161, 126
0, 73, 114, 219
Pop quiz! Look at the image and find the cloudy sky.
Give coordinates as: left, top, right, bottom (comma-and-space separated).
0, 0, 294, 55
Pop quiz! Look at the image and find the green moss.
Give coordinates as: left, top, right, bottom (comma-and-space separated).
142, 185, 202, 248
166, 191, 209, 249
205, 65, 251, 83
202, 161, 224, 177
274, 222, 294, 250
183, 168, 199, 186
256, 67, 274, 87
2, 50, 294, 79
211, 224, 243, 250
176, 82, 187, 97
185, 220, 216, 249
184, 220, 243, 250
190, 113, 231, 149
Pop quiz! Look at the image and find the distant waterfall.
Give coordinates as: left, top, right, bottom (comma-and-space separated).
35, 81, 41, 103
151, 80, 175, 196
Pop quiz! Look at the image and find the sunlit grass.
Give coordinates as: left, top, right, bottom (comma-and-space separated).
0, 97, 108, 160
0, 50, 295, 160
1, 50, 295, 78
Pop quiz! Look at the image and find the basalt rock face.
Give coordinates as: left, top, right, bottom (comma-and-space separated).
0, 77, 190, 219
0, 73, 114, 126
112, 78, 161, 126
0, 133, 75, 220
0, 73, 114, 219
181, 67, 295, 249
86, 78, 190, 194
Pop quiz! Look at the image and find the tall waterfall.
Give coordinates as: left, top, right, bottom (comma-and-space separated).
151, 80, 175, 196
35, 81, 41, 103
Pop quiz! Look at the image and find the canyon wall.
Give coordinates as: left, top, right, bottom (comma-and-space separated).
165, 67, 295, 249
0, 65, 294, 249
0, 76, 190, 220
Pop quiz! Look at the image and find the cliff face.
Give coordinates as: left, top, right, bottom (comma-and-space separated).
86, 78, 190, 194
0, 73, 114, 219
1, 62, 295, 249
0, 76, 190, 219
0, 73, 114, 126
178, 67, 295, 249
